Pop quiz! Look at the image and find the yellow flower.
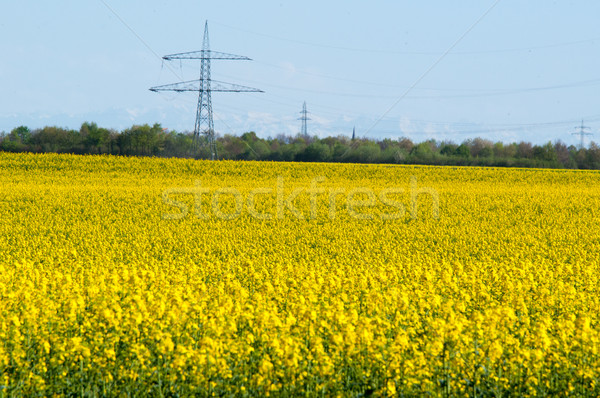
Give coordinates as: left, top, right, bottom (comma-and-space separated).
1, 152, 599, 396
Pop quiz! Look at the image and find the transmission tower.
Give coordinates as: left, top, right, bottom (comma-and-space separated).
299, 101, 310, 139
150, 21, 263, 160
572, 119, 593, 150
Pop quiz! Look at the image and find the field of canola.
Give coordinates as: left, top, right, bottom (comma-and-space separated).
1, 152, 600, 397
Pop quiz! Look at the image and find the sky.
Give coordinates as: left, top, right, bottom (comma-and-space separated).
1, 0, 599, 145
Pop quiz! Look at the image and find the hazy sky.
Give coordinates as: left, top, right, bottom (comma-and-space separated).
2, 1, 599, 145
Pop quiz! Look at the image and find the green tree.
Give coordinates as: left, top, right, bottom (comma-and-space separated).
220, 135, 246, 159
81, 122, 110, 154
32, 126, 80, 153
516, 142, 533, 158
10, 126, 31, 145
410, 141, 435, 159
454, 144, 470, 158
331, 142, 351, 161
297, 141, 331, 162
584, 142, 600, 169
440, 143, 458, 156
532, 142, 558, 163
344, 141, 381, 163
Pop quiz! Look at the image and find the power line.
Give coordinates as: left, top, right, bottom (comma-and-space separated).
212, 20, 599, 56
365, 0, 502, 136
408, 115, 600, 129
213, 71, 600, 99
98, 0, 183, 82
210, 57, 600, 94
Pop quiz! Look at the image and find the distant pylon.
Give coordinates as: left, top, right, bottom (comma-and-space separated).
572, 119, 593, 150
299, 101, 310, 139
150, 21, 263, 160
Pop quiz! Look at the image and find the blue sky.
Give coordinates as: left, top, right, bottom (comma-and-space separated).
1, 0, 599, 145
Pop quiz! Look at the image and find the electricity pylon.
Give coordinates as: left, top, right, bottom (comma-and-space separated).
150, 21, 263, 160
572, 119, 592, 150
298, 101, 310, 139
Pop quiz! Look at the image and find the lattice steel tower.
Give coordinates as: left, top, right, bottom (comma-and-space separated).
150, 21, 262, 160
299, 101, 310, 139
572, 119, 593, 150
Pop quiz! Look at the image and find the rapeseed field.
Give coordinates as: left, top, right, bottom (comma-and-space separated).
1, 152, 599, 396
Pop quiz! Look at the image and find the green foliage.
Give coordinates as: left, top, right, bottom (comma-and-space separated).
455, 144, 471, 158
343, 141, 381, 163
440, 143, 457, 156
532, 142, 558, 163
296, 142, 332, 162
410, 142, 434, 160
1, 122, 599, 169
10, 126, 31, 144
81, 122, 111, 154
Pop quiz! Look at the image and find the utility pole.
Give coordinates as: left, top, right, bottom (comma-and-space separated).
150, 21, 263, 160
299, 101, 310, 139
572, 119, 592, 150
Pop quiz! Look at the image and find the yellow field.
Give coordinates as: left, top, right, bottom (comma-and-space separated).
1, 152, 599, 396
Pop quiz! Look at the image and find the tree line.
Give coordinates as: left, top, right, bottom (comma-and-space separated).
1, 122, 600, 169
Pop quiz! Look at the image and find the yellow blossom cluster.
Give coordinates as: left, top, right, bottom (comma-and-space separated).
0, 152, 599, 396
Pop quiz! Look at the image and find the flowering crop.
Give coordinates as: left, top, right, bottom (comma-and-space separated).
1, 152, 599, 396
